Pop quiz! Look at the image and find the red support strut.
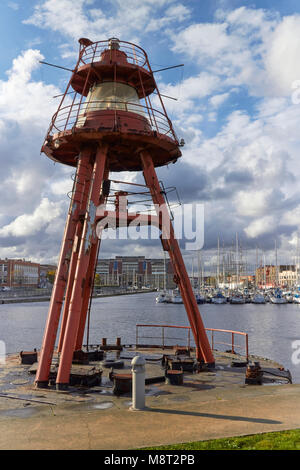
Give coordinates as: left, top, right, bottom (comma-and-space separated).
36, 38, 215, 389
57, 158, 94, 353
56, 144, 108, 389
35, 149, 93, 388
140, 150, 215, 366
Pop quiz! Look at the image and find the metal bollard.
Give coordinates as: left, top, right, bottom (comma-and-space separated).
130, 355, 146, 411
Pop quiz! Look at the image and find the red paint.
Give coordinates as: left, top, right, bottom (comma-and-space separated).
36, 38, 214, 388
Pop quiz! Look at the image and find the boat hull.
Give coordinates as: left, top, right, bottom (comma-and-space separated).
171, 298, 183, 304
211, 298, 227, 304
270, 298, 287, 304
230, 298, 245, 304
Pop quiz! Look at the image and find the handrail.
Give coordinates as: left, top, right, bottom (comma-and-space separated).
47, 99, 177, 141
79, 39, 149, 70
135, 324, 249, 361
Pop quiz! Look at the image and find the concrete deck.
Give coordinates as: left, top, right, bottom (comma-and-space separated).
0, 349, 299, 450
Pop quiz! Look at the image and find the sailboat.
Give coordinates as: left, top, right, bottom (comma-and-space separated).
293, 286, 300, 304
171, 289, 183, 304
195, 292, 206, 304
252, 291, 266, 304
156, 291, 171, 303
155, 252, 171, 303
211, 290, 227, 304
294, 235, 300, 303
293, 292, 300, 304
230, 234, 245, 304
230, 291, 245, 304
269, 241, 287, 303
270, 288, 287, 304
195, 250, 206, 303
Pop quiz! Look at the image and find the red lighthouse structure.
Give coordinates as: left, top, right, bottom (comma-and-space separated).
35, 38, 214, 389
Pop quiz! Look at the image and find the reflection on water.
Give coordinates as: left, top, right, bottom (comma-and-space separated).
0, 292, 299, 383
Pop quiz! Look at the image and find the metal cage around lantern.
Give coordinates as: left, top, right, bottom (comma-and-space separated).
42, 38, 181, 171
35, 37, 215, 390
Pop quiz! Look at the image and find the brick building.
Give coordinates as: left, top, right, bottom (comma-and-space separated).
255, 265, 297, 288
0, 259, 40, 288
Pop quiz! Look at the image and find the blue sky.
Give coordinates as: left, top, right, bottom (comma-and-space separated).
1, 0, 300, 268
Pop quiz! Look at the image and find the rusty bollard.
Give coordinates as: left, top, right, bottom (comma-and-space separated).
245, 362, 263, 385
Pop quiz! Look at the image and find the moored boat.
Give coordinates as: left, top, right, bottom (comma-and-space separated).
211, 291, 227, 304
195, 293, 206, 304
171, 290, 183, 304
230, 291, 245, 304
156, 291, 171, 303
293, 293, 300, 304
270, 288, 287, 304
252, 292, 266, 304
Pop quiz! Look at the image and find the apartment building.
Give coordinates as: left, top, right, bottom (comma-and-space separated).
0, 259, 40, 288
96, 255, 175, 289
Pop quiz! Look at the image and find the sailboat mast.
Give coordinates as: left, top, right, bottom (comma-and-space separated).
236, 232, 239, 288
217, 237, 220, 288
296, 234, 299, 288
163, 251, 167, 291
263, 252, 266, 288
197, 250, 201, 293
222, 240, 225, 288
191, 256, 194, 290
275, 240, 278, 287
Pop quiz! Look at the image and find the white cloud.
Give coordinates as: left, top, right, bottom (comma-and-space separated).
245, 215, 277, 238
0, 198, 63, 237
264, 15, 300, 95
235, 190, 274, 218
170, 7, 300, 98
8, 2, 19, 10
0, 48, 70, 262
158, 72, 222, 121
145, 3, 191, 32
3, 2, 300, 263
210, 93, 230, 108
51, 178, 73, 196
24, 0, 190, 42
0, 49, 60, 126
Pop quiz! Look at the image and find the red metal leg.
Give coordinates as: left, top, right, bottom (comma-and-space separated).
35, 149, 94, 387
57, 160, 93, 353
141, 150, 214, 365
75, 170, 109, 351
56, 144, 108, 389
74, 240, 99, 350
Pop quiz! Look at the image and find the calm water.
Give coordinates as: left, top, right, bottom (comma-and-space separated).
1, 292, 300, 383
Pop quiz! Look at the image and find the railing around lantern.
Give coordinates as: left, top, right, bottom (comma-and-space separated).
79, 40, 149, 69
47, 100, 178, 141
135, 324, 249, 361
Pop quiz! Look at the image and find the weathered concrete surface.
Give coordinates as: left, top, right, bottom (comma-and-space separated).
0, 350, 299, 450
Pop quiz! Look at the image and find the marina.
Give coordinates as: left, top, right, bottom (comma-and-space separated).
1, 291, 300, 383
0, 290, 299, 449
1, 9, 300, 450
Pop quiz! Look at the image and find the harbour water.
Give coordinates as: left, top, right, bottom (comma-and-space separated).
1, 291, 299, 383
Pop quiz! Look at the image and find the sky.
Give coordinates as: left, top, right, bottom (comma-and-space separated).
1, 0, 300, 269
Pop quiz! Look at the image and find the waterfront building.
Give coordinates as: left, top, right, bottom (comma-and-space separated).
255, 265, 277, 288
279, 266, 297, 288
96, 256, 176, 289
0, 259, 40, 288
255, 265, 297, 288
